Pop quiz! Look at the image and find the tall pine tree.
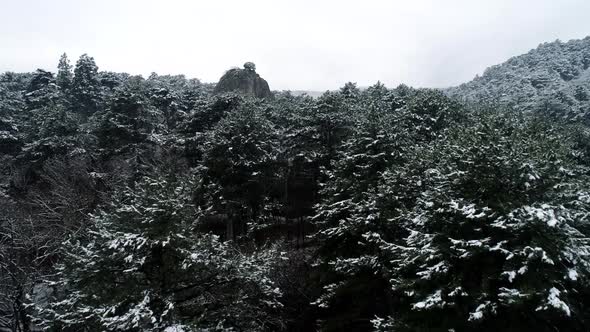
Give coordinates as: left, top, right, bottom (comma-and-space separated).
56, 53, 73, 92
72, 54, 100, 117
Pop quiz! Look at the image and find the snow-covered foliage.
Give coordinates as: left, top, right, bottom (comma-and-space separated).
2, 50, 590, 331
35, 173, 283, 331
312, 104, 590, 330
449, 37, 590, 124
71, 54, 101, 116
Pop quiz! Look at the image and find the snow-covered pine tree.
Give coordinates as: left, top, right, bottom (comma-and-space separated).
25, 69, 59, 111
403, 88, 461, 142
309, 91, 354, 168
200, 102, 280, 241
311, 96, 409, 330
370, 110, 590, 331
36, 172, 284, 331
91, 83, 162, 152
56, 53, 73, 92
72, 54, 100, 116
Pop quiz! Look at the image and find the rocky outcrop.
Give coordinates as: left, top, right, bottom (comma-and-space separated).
214, 62, 272, 98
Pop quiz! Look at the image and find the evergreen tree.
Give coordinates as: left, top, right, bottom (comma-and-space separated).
25, 69, 59, 110
91, 83, 160, 151
37, 173, 284, 331
18, 70, 80, 164
309, 91, 353, 168
0, 115, 21, 155
374, 111, 590, 331
312, 107, 590, 331
56, 53, 73, 92
72, 54, 100, 116
200, 103, 280, 241
311, 101, 409, 330
403, 88, 461, 142
340, 82, 361, 99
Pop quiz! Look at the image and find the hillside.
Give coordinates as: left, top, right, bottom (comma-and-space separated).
448, 37, 590, 123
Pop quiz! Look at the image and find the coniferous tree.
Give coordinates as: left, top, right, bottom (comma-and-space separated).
72, 54, 100, 116
56, 53, 73, 92
25, 69, 59, 110
374, 111, 590, 331
311, 95, 409, 330
37, 173, 284, 331
200, 103, 279, 241
91, 83, 160, 151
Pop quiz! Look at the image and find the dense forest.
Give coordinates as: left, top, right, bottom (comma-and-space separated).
1, 39, 590, 332
449, 37, 590, 124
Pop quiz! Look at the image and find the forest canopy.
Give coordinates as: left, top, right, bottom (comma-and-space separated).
0, 47, 589, 332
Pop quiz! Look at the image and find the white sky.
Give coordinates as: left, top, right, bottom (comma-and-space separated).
1, 0, 590, 91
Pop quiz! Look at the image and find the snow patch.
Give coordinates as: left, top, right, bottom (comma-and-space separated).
523, 205, 561, 227
536, 287, 571, 316
448, 286, 467, 297
412, 290, 445, 310
568, 269, 578, 281
502, 271, 517, 283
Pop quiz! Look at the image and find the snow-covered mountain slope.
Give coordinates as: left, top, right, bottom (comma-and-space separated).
448, 36, 590, 123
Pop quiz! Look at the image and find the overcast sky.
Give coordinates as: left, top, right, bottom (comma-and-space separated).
1, 0, 590, 91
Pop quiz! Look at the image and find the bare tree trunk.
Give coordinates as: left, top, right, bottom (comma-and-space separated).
226, 216, 234, 241
14, 286, 31, 332
296, 216, 305, 249
300, 216, 305, 248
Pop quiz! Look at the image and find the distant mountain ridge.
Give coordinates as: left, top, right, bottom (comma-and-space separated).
448, 36, 590, 123
287, 86, 371, 98
288, 90, 326, 98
